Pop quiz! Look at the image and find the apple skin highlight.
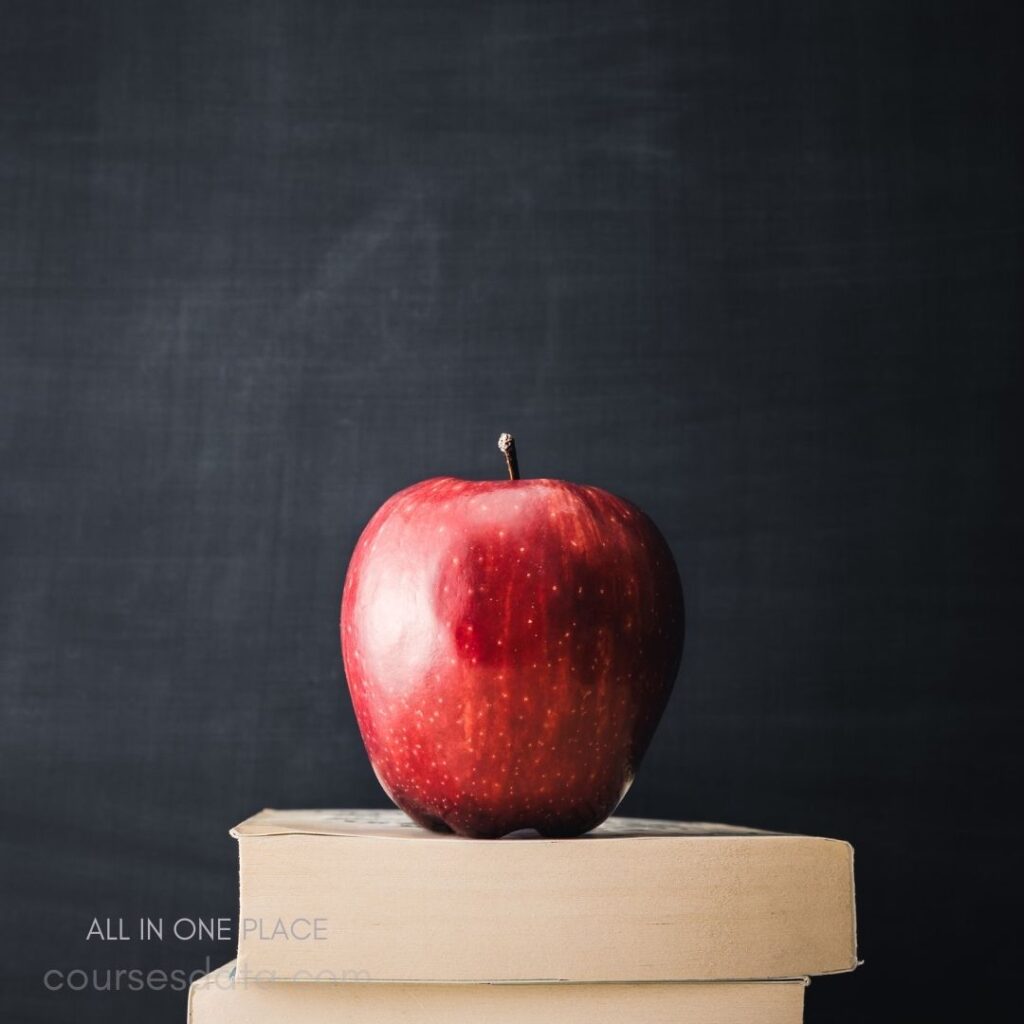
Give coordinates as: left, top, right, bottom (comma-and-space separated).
341, 476, 683, 838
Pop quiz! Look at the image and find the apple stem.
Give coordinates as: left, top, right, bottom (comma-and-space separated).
498, 433, 520, 481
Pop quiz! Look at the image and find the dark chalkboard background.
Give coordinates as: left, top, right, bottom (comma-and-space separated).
1, 1, 1021, 1020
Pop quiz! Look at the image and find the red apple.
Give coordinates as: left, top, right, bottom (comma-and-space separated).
340, 435, 683, 838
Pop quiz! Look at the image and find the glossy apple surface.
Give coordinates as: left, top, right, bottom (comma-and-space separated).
341, 476, 683, 838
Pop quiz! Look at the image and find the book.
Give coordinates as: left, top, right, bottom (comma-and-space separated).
189, 961, 809, 1023
232, 809, 857, 983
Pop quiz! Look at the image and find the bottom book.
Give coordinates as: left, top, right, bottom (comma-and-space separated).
188, 962, 808, 1023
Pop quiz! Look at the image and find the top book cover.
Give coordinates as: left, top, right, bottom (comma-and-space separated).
232, 809, 858, 983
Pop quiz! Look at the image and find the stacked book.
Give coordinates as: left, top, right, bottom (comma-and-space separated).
188, 809, 858, 1022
